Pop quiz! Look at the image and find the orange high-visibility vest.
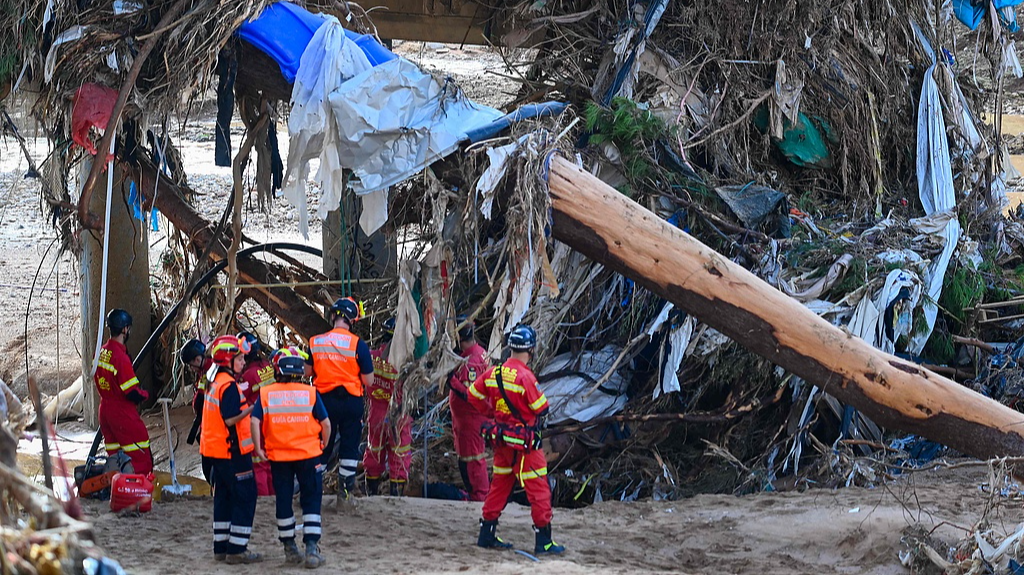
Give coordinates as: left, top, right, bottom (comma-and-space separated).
310, 327, 364, 396
258, 382, 323, 462
200, 371, 255, 459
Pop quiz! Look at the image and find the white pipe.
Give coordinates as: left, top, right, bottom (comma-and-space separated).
89, 135, 115, 376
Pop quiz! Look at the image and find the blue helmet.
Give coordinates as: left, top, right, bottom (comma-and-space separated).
507, 325, 537, 351
179, 338, 206, 364
330, 297, 361, 322
106, 309, 132, 333
383, 317, 396, 334
274, 355, 306, 378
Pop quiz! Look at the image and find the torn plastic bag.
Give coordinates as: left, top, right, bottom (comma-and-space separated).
714, 183, 786, 229
753, 105, 834, 168
781, 253, 853, 302
538, 346, 630, 425
848, 269, 921, 353
71, 83, 118, 156
655, 313, 697, 399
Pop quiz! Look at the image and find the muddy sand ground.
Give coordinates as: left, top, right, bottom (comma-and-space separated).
82, 465, 1015, 574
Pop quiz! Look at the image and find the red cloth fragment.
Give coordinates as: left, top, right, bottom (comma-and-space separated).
71, 83, 118, 156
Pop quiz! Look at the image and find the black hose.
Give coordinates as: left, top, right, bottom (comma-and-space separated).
82, 242, 326, 468
133, 242, 323, 368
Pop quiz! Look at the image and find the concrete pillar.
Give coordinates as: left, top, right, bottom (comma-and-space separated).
80, 159, 153, 427
322, 208, 342, 281
322, 191, 398, 287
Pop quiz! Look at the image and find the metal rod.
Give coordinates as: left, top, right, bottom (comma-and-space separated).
978, 312, 1024, 324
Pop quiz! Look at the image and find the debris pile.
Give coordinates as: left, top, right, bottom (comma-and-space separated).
1, 0, 1024, 506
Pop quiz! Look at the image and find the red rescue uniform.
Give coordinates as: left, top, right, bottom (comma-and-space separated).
449, 343, 491, 501
240, 358, 276, 496
94, 339, 152, 474
363, 345, 412, 484
468, 358, 552, 527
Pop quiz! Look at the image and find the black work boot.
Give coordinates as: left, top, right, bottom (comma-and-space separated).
534, 525, 565, 555
366, 477, 380, 496
389, 481, 406, 497
225, 550, 263, 564
336, 476, 355, 508
304, 542, 324, 569
283, 540, 303, 564
477, 519, 513, 549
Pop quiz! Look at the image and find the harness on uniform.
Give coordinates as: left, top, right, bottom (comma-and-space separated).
481, 364, 542, 453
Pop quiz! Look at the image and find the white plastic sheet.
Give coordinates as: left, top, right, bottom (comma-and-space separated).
45, 26, 87, 83
476, 141, 520, 220
908, 63, 963, 354
282, 17, 372, 237
538, 346, 630, 425
655, 315, 697, 399
388, 259, 422, 369
328, 59, 503, 196
848, 269, 921, 353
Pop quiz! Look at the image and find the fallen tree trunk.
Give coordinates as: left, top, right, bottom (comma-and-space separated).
127, 158, 330, 338
547, 156, 1024, 460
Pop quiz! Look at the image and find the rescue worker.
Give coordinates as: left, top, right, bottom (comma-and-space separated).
468, 325, 565, 555
238, 331, 275, 496
180, 338, 214, 484
201, 335, 262, 564
94, 309, 152, 475
363, 318, 412, 496
310, 297, 374, 504
251, 347, 331, 569
447, 317, 491, 501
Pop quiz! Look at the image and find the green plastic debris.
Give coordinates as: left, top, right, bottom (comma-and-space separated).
753, 105, 834, 169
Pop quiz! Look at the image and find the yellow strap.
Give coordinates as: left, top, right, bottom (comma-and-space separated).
120, 377, 140, 391
493, 465, 513, 475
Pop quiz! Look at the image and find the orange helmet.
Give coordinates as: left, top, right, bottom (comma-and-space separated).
210, 335, 251, 367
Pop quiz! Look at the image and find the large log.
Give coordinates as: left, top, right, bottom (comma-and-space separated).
547, 156, 1024, 460
127, 158, 330, 339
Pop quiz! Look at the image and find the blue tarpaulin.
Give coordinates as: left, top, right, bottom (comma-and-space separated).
464, 102, 569, 143
238, 2, 396, 82
952, 0, 1024, 32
